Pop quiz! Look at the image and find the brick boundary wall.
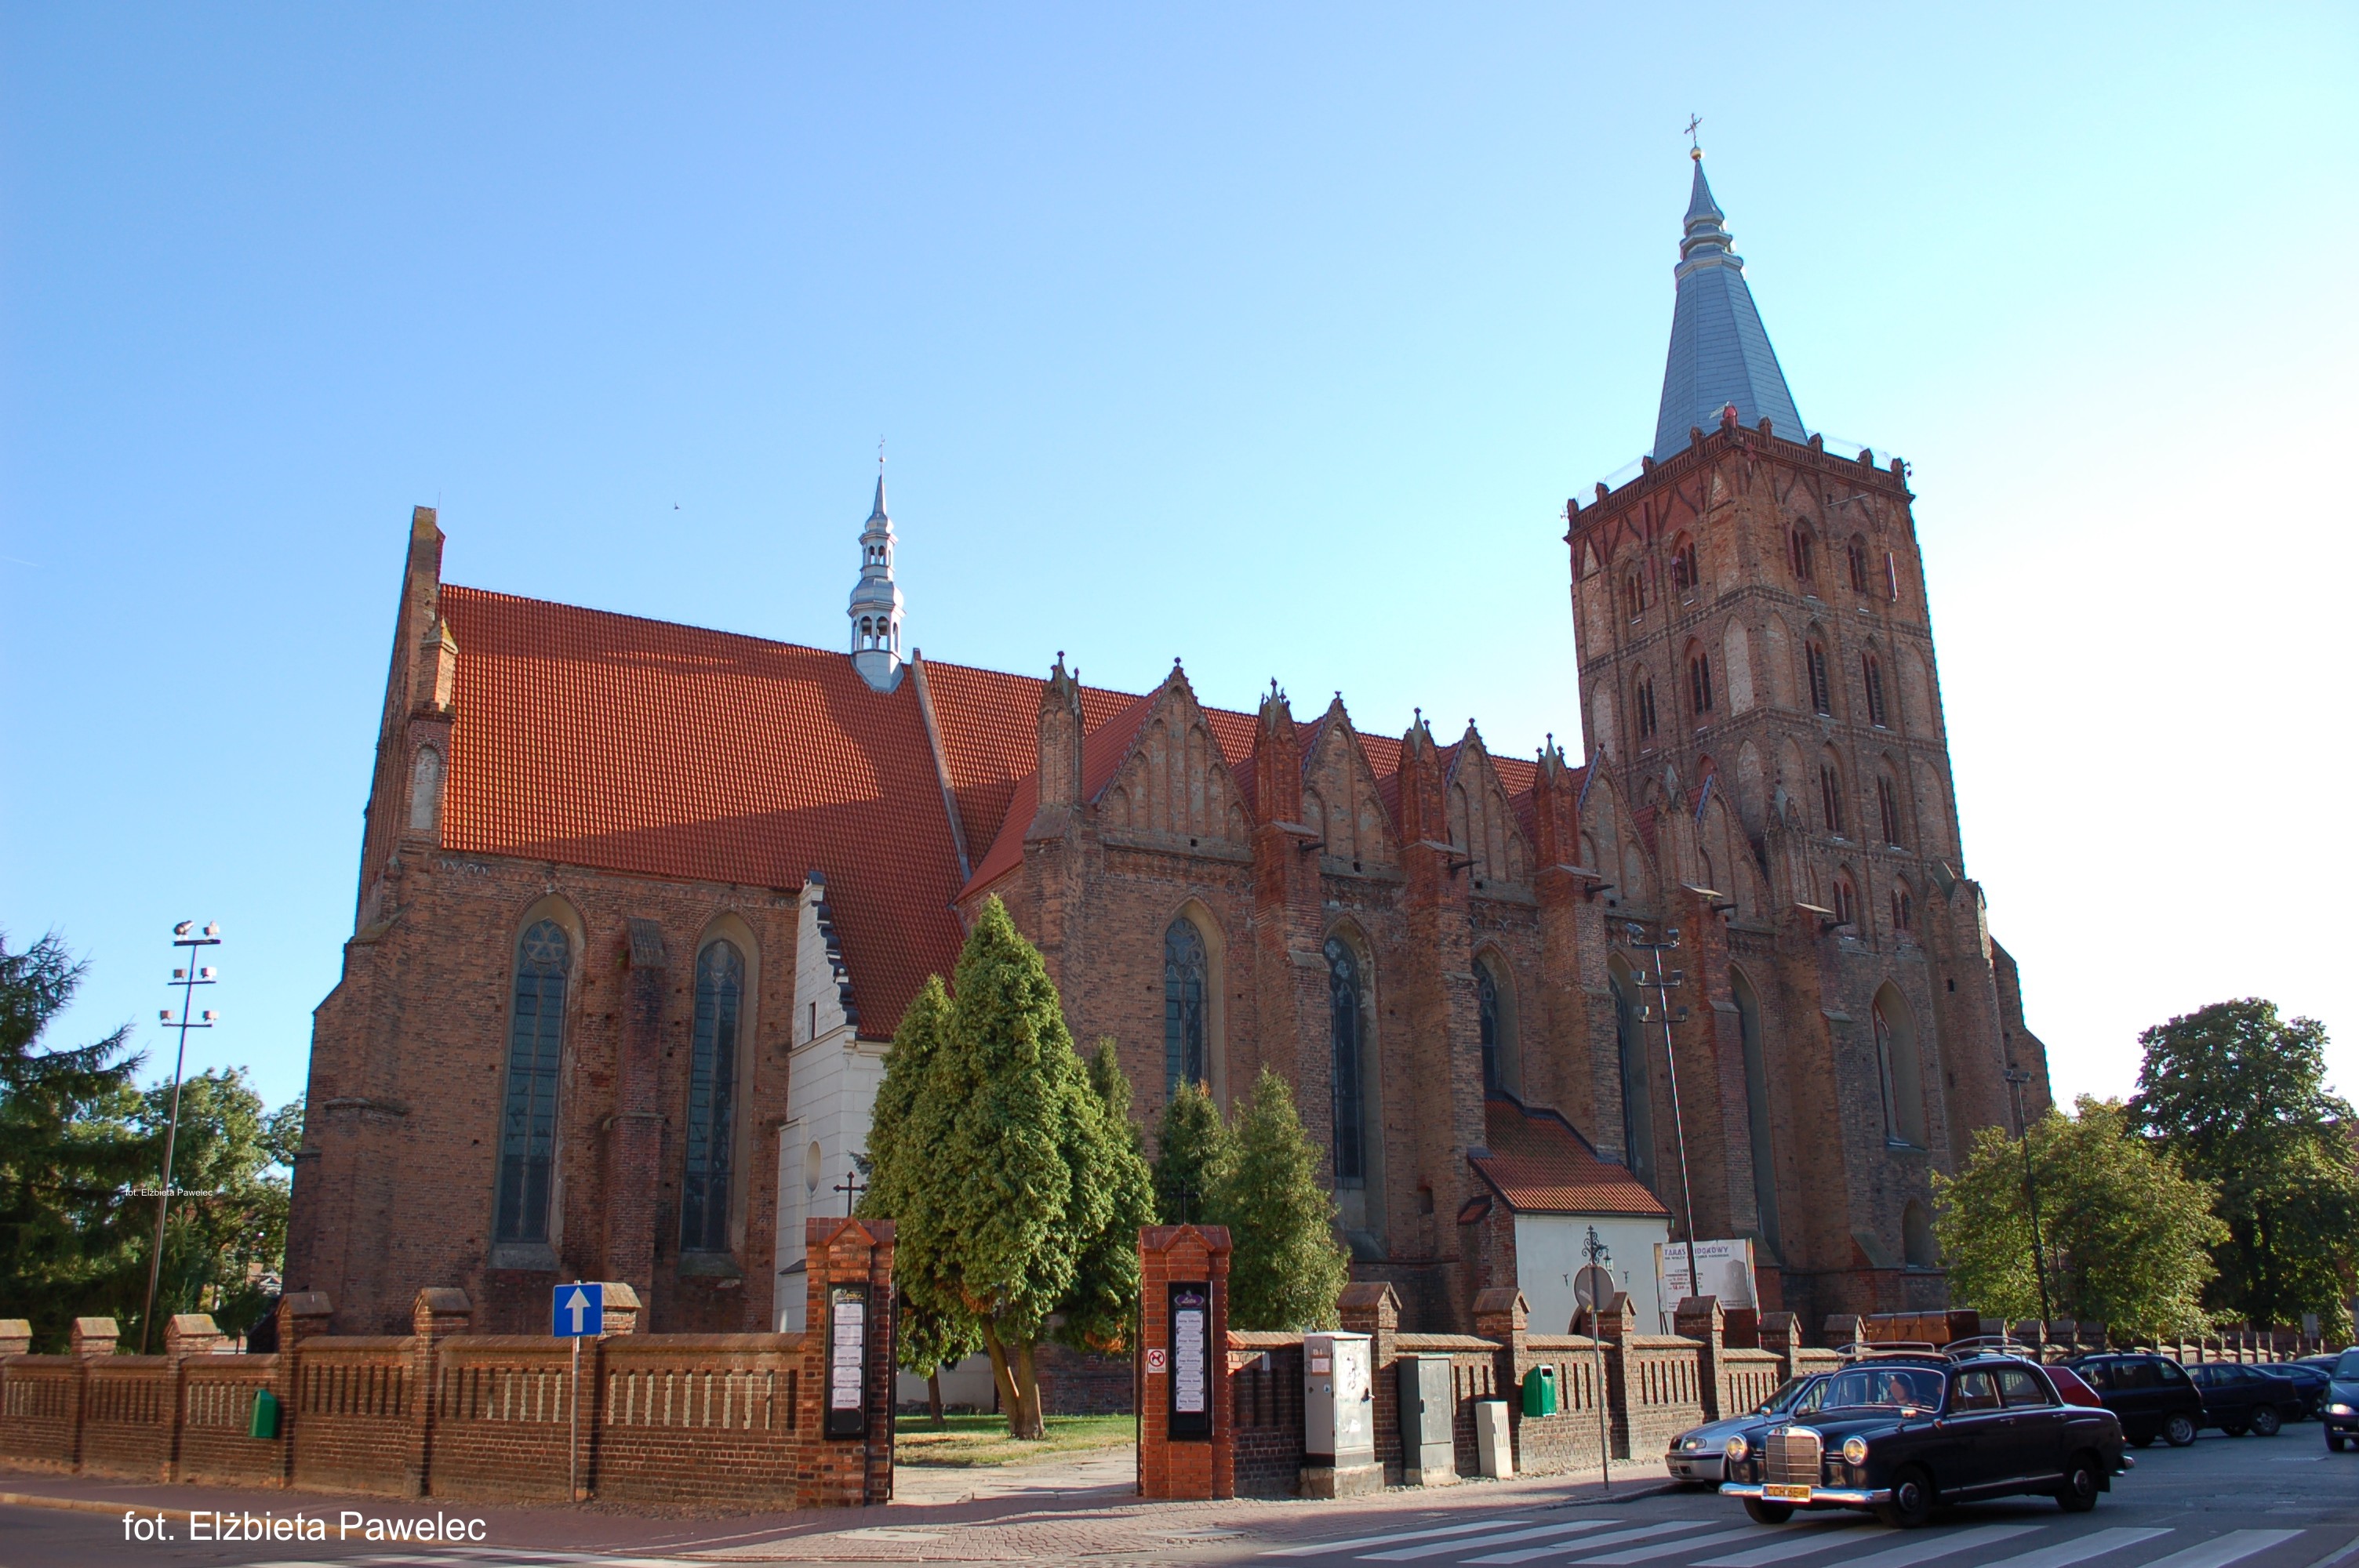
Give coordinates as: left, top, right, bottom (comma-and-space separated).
1137, 1225, 1232, 1501
0, 1218, 896, 1511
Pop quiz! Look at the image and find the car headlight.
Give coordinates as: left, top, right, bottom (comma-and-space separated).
1841, 1436, 1870, 1466
1725, 1436, 1751, 1460
2332, 1403, 2356, 1417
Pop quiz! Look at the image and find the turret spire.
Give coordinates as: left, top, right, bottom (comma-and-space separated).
1651, 147, 1806, 461
847, 462, 903, 692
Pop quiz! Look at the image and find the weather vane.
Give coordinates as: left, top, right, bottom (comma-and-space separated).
1685, 114, 1703, 153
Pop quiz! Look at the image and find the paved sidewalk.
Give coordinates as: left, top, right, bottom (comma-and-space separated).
0, 1454, 1676, 1563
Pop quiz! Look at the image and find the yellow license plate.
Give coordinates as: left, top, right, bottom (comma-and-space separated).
1765, 1484, 1812, 1502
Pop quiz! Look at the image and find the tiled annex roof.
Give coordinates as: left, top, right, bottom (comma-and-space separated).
1470, 1094, 1668, 1217
438, 584, 1566, 1040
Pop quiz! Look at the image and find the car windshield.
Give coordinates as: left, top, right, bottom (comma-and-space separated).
1821, 1366, 1943, 1412
1757, 1377, 1819, 1414
2335, 1350, 2359, 1379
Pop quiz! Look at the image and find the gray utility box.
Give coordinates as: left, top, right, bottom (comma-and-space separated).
1398, 1353, 1458, 1485
1300, 1331, 1380, 1497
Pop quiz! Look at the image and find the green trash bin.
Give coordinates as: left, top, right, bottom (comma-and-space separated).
248, 1388, 281, 1440
1521, 1364, 1558, 1417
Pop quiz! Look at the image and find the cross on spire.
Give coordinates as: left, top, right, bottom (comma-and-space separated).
1685, 114, 1703, 154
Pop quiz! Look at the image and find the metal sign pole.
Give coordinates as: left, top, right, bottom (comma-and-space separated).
570, 1333, 580, 1501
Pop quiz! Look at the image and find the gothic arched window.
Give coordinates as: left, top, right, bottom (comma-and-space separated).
1624, 568, 1649, 620
1806, 639, 1834, 716
1819, 760, 1845, 836
409, 746, 442, 833
1635, 673, 1659, 742
1833, 869, 1857, 928
681, 938, 744, 1253
1478, 963, 1501, 1094
1874, 986, 1928, 1146
1163, 918, 1208, 1095
1863, 652, 1888, 727
1788, 526, 1816, 583
1891, 880, 1914, 935
1670, 535, 1699, 596
1326, 936, 1367, 1185
495, 920, 570, 1244
1688, 650, 1714, 717
1877, 770, 1905, 847
1848, 535, 1871, 594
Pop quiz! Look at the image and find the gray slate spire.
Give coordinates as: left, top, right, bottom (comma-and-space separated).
847, 471, 904, 692
1651, 151, 1805, 461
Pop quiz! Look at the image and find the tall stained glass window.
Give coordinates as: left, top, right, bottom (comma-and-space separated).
1163, 919, 1208, 1095
1478, 964, 1501, 1094
682, 939, 744, 1252
496, 920, 570, 1243
1326, 937, 1365, 1185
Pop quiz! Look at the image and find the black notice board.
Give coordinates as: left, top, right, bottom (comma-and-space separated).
825, 1282, 868, 1439
1168, 1281, 1212, 1440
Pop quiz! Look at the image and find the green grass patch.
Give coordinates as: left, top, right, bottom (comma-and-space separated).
892, 1412, 1136, 1468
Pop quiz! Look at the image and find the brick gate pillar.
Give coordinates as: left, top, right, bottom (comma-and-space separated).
1138, 1225, 1233, 1501
405, 1287, 470, 1497
803, 1218, 896, 1506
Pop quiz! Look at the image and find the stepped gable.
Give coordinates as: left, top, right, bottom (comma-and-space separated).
1470, 1092, 1667, 1216
911, 659, 1136, 866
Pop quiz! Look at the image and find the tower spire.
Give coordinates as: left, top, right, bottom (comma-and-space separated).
1650, 145, 1806, 461
848, 459, 904, 692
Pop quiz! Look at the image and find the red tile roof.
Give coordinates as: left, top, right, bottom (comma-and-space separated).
436, 586, 1576, 1038
438, 586, 972, 1039
1470, 1094, 1668, 1217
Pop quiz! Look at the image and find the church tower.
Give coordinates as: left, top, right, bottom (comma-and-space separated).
1564, 149, 2049, 1323
847, 471, 903, 692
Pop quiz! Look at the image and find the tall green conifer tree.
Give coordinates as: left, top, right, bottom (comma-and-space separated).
1219, 1069, 1348, 1332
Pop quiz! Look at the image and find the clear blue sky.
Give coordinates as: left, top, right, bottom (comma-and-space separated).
5, 3, 2352, 1119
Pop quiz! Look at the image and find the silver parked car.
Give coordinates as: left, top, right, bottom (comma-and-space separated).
1668, 1374, 1829, 1485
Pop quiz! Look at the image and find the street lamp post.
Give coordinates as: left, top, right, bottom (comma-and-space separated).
2001, 1065, 2053, 1327
138, 921, 220, 1354
1626, 922, 1700, 1301
1582, 1225, 1613, 1493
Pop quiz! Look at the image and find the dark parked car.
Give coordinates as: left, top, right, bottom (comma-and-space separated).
2321, 1349, 2358, 1452
2064, 1353, 2204, 1448
2255, 1362, 2329, 1417
1668, 1374, 1828, 1484
2185, 1361, 2307, 1436
1721, 1353, 2130, 1529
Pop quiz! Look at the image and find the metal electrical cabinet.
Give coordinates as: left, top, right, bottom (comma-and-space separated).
1398, 1353, 1458, 1485
1302, 1331, 1379, 1497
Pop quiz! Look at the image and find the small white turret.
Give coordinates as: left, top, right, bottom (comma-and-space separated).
847, 473, 903, 692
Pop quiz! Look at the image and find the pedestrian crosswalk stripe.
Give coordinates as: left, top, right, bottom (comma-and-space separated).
1696, 1521, 1889, 1567
1973, 1527, 2173, 1568
1821, 1523, 2044, 1568
1361, 1521, 1612, 1561
2129, 1531, 2303, 1568
1265, 1520, 1539, 1557
1467, 1520, 1707, 1566
1580, 1526, 1772, 1563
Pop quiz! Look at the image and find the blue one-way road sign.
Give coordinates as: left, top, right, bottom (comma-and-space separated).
553, 1282, 604, 1338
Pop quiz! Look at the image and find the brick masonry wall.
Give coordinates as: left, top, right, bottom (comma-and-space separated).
1228, 1335, 1305, 1497
176, 1357, 284, 1488
0, 1358, 82, 1471
77, 1359, 174, 1481
1138, 1225, 1233, 1501
425, 1338, 576, 1503
1035, 1343, 1134, 1415
289, 1338, 416, 1496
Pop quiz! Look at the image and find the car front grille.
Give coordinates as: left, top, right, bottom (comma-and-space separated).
1765, 1427, 1822, 1488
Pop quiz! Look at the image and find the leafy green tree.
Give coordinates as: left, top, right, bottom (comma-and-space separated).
1216, 1069, 1348, 1331
1934, 1096, 2223, 1340
131, 1067, 292, 1345
2130, 999, 2359, 1326
1056, 1041, 1156, 1356
1151, 1079, 1230, 1225
860, 898, 1149, 1438
0, 931, 149, 1351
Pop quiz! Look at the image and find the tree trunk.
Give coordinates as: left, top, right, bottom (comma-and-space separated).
927, 1370, 945, 1430
980, 1320, 1023, 1433
1010, 1338, 1046, 1439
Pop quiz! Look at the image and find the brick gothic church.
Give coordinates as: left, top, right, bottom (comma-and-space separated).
286, 152, 2050, 1341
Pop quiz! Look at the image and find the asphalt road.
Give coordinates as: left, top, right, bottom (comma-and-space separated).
1253, 1428, 2359, 1568
0, 1424, 2350, 1566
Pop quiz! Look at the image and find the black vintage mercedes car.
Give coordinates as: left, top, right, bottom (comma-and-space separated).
1720, 1353, 2132, 1528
